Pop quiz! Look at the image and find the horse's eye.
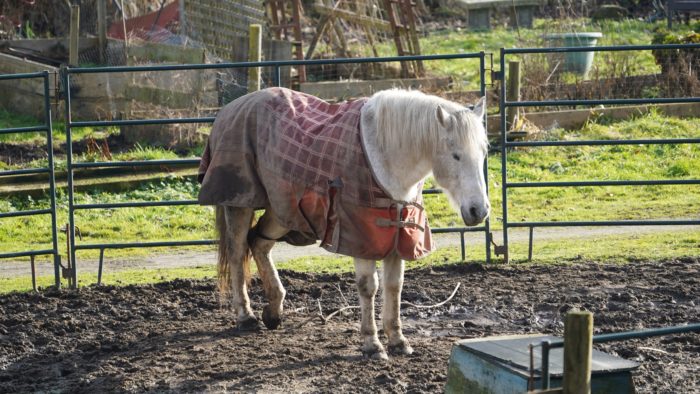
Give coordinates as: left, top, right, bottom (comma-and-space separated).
452, 154, 461, 161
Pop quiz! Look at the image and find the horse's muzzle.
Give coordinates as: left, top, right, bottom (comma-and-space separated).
461, 204, 489, 226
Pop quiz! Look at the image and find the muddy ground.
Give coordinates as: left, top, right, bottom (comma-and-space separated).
1, 258, 698, 393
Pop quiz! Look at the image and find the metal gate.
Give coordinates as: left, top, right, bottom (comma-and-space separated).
498, 43, 700, 263
62, 52, 490, 287
10, 43, 698, 285
0, 71, 60, 289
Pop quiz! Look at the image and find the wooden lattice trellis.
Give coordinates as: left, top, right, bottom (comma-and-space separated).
273, 0, 425, 79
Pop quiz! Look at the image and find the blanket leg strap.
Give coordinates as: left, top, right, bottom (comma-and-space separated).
247, 225, 280, 245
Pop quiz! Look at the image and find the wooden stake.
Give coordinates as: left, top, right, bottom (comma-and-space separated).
97, 0, 107, 64
506, 60, 521, 131
247, 24, 262, 92
69, 5, 80, 66
120, 0, 128, 59
305, 15, 331, 60
563, 311, 593, 394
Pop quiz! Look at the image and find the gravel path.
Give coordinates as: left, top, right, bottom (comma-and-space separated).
2, 225, 698, 280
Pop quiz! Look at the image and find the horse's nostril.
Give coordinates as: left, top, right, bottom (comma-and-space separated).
469, 206, 478, 218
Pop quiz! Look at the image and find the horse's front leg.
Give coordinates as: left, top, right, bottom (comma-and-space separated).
382, 255, 413, 355
354, 258, 387, 360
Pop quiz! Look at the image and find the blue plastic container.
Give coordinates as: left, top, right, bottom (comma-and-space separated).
544, 32, 603, 78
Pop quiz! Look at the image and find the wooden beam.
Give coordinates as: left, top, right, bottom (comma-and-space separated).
97, 0, 107, 64
506, 60, 521, 130
126, 42, 205, 65
300, 77, 451, 100
248, 24, 262, 92
69, 5, 80, 66
312, 4, 393, 32
305, 14, 332, 59
291, 0, 306, 82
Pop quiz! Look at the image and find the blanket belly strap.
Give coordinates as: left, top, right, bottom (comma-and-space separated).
375, 217, 425, 232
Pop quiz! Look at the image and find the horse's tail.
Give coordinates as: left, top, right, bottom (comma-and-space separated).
216, 206, 254, 297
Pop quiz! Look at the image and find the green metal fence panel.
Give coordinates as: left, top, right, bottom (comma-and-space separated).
0, 71, 61, 289
498, 43, 700, 263
63, 53, 490, 288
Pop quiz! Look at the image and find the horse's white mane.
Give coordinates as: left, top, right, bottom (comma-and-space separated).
369, 89, 488, 156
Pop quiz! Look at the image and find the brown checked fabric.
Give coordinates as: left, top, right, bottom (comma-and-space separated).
199, 87, 433, 260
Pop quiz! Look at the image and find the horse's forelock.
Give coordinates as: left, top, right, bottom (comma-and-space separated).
453, 108, 489, 155
371, 89, 487, 157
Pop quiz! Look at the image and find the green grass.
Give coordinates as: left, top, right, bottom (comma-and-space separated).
1, 111, 698, 260
2, 18, 700, 293
0, 265, 217, 294
416, 18, 673, 89
0, 108, 43, 138
0, 176, 214, 260
0, 107, 119, 144
3, 229, 697, 294
423, 110, 700, 228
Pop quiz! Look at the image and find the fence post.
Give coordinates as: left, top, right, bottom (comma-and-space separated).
506, 60, 520, 130
69, 5, 80, 66
563, 311, 593, 394
248, 24, 262, 92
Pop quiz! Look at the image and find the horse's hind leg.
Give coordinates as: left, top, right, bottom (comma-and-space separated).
382, 255, 413, 355
354, 258, 388, 360
249, 211, 289, 330
218, 206, 258, 330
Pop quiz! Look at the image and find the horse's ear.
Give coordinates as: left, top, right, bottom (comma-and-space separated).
472, 96, 486, 119
436, 105, 453, 129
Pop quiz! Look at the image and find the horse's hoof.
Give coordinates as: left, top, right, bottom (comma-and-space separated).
236, 316, 261, 331
362, 342, 389, 361
262, 305, 282, 330
388, 342, 414, 356
363, 349, 389, 361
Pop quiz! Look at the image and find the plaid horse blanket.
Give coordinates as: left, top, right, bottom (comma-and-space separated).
198, 87, 433, 260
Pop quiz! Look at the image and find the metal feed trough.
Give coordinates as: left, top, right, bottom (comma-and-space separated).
445, 323, 700, 393
445, 334, 638, 393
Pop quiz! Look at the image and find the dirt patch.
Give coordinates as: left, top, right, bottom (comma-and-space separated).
1, 258, 698, 393
0, 141, 49, 166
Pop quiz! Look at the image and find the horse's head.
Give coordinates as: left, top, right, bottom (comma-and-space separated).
431, 97, 490, 226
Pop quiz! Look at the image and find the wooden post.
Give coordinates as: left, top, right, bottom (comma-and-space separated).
247, 24, 262, 92
69, 5, 80, 66
179, 0, 187, 37
120, 0, 129, 59
97, 0, 107, 64
506, 60, 521, 131
563, 311, 593, 394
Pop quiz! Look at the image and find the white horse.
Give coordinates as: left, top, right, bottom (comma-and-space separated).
206, 88, 489, 360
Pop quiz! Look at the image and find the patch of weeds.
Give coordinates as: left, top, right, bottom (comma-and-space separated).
666, 161, 692, 177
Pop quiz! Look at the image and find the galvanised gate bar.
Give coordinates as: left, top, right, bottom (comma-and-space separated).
5, 43, 700, 286
498, 43, 700, 263
535, 322, 700, 390
0, 71, 60, 289
62, 52, 489, 287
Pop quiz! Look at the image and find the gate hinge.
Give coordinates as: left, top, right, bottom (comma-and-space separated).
492, 70, 504, 81
489, 232, 508, 258
61, 266, 74, 280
